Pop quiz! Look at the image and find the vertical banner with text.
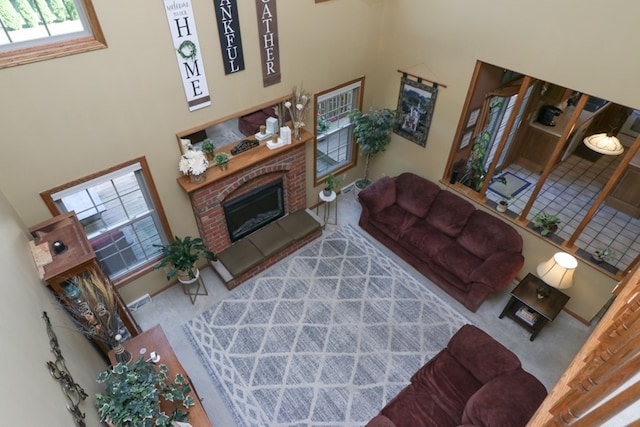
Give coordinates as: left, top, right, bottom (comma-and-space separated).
164, 0, 211, 111
214, 0, 245, 75
255, 0, 281, 87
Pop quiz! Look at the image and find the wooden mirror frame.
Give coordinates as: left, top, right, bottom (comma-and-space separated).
175, 94, 291, 155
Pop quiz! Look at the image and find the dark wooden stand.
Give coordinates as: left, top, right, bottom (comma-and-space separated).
499, 273, 570, 341
29, 212, 141, 356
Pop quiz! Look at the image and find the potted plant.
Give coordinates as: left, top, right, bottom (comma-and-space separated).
178, 150, 209, 183
214, 152, 230, 171
496, 198, 509, 213
96, 358, 195, 427
532, 212, 561, 236
592, 247, 615, 263
201, 139, 215, 160
153, 236, 216, 282
349, 107, 396, 192
323, 173, 342, 197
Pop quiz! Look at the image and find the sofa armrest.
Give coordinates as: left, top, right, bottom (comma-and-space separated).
469, 251, 524, 292
365, 415, 397, 427
358, 176, 397, 214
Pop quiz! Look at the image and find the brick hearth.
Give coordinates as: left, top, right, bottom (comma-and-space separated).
177, 130, 312, 255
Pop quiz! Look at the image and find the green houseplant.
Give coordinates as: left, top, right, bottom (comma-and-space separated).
96, 358, 195, 427
201, 139, 215, 160
349, 107, 396, 190
154, 236, 216, 281
532, 212, 561, 236
593, 247, 615, 263
214, 152, 230, 170
323, 173, 342, 196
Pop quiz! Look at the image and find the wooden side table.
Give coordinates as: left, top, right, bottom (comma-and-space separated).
108, 325, 212, 426
499, 273, 570, 341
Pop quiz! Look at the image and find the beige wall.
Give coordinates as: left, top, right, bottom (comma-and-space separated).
0, 190, 105, 425
1, 1, 631, 313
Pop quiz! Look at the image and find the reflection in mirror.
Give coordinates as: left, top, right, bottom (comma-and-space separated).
176, 95, 290, 155
452, 61, 640, 274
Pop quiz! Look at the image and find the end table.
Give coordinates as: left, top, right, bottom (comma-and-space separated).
499, 273, 570, 341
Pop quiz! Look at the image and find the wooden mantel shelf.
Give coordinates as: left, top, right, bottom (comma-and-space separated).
177, 128, 314, 194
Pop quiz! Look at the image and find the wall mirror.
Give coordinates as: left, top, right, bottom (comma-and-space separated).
176, 95, 290, 154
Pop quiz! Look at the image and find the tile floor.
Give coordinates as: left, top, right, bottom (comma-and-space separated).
133, 191, 595, 427
486, 154, 640, 270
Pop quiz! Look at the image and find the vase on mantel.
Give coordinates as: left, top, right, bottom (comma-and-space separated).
190, 172, 206, 183
294, 125, 301, 140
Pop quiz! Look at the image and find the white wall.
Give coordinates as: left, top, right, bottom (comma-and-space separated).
0, 189, 105, 425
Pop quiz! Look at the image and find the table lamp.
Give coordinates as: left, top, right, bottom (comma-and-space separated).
535, 252, 577, 298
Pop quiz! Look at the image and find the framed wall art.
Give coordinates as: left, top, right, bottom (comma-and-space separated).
466, 108, 480, 128
459, 130, 473, 149
393, 74, 438, 147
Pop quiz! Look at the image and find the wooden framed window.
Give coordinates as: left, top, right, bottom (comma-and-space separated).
40, 157, 171, 287
0, 0, 105, 69
314, 76, 365, 184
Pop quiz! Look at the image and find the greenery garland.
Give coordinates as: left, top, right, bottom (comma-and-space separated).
177, 40, 197, 61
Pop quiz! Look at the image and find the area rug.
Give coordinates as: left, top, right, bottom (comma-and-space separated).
183, 225, 471, 427
488, 171, 532, 198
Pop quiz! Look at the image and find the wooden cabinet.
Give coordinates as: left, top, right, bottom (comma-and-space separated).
29, 212, 141, 357
606, 165, 640, 217
516, 124, 559, 173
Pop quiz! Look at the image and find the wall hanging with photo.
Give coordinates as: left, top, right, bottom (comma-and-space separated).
393, 73, 439, 147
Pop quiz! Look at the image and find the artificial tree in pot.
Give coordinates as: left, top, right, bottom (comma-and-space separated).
154, 236, 216, 282
350, 107, 396, 190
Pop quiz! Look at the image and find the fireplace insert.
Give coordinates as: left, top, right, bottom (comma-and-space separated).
223, 179, 285, 242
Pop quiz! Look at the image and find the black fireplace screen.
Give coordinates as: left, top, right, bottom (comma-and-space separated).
222, 179, 285, 242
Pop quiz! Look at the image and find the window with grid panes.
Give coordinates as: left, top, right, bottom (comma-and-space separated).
0, 0, 105, 69
314, 77, 364, 180
41, 158, 170, 284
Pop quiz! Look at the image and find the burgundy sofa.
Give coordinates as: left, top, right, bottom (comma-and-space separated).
358, 172, 524, 312
367, 324, 547, 427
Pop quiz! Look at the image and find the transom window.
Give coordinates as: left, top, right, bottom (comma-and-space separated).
314, 77, 364, 182
0, 0, 105, 69
41, 157, 171, 285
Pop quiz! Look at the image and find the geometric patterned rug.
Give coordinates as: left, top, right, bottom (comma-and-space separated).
183, 225, 471, 427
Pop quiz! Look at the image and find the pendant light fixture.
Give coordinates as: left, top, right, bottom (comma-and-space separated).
583, 132, 624, 155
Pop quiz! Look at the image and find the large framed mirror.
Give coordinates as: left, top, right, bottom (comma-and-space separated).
176, 94, 290, 154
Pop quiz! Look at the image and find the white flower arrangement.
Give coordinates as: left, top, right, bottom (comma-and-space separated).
285, 85, 311, 135
179, 149, 209, 176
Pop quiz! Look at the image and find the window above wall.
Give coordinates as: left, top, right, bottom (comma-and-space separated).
0, 0, 105, 69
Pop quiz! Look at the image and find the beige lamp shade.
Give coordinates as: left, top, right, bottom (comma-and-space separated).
583, 133, 624, 155
536, 252, 578, 289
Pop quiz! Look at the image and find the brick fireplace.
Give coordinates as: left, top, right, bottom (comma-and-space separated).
177, 131, 311, 255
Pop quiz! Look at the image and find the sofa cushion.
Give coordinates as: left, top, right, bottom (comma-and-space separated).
412, 350, 483, 424
394, 172, 441, 218
379, 382, 461, 427
461, 370, 547, 427
359, 176, 397, 214
371, 204, 420, 239
447, 325, 521, 384
424, 191, 476, 237
432, 244, 483, 285
457, 211, 523, 260
404, 220, 458, 259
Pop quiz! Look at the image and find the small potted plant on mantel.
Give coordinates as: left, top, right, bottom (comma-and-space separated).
323, 173, 342, 197
153, 236, 216, 283
96, 358, 195, 427
214, 152, 230, 171
201, 138, 215, 160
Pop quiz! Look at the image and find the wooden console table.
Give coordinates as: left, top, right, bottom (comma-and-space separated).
108, 325, 212, 426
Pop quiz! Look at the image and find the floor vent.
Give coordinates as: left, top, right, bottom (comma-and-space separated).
341, 183, 354, 194
127, 294, 152, 311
